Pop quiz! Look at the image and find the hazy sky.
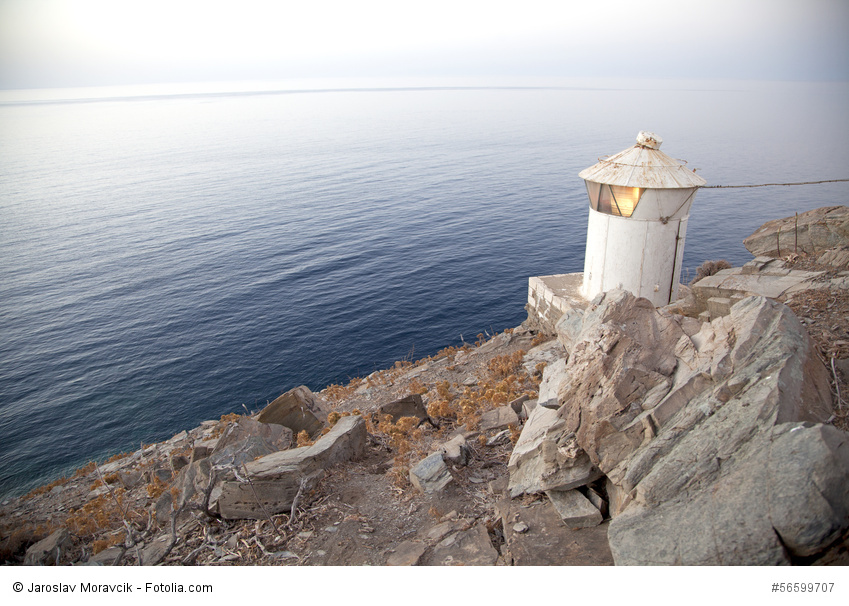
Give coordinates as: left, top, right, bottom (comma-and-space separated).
1, 0, 848, 89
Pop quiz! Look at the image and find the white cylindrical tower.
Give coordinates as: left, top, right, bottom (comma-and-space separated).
579, 131, 706, 307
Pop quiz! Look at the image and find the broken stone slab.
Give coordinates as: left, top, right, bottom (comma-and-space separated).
24, 528, 73, 565
536, 357, 568, 408
479, 405, 519, 432
190, 437, 219, 462
386, 540, 428, 565
410, 452, 453, 494
87, 547, 123, 566
256, 385, 330, 436
507, 403, 602, 498
508, 394, 529, 416
216, 415, 367, 519
418, 519, 468, 543
522, 339, 567, 376
377, 393, 428, 423
605, 477, 631, 518
213, 416, 292, 455
546, 489, 603, 528
423, 523, 498, 566
167, 430, 188, 444
435, 434, 470, 466
140, 533, 173, 566
208, 435, 282, 470
497, 499, 613, 566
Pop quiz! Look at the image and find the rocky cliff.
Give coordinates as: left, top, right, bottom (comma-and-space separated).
2, 207, 847, 566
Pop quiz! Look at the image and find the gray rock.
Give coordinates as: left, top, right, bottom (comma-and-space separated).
424, 523, 498, 566
507, 403, 602, 498
522, 339, 567, 376
216, 415, 366, 519
419, 520, 464, 543
386, 541, 428, 565
140, 534, 172, 566
377, 393, 428, 423
190, 437, 219, 462
497, 499, 613, 566
437, 434, 470, 466
743, 205, 849, 258
479, 405, 519, 432
536, 357, 569, 408
508, 394, 529, 416
24, 528, 73, 565
817, 246, 849, 269
87, 546, 123, 566
409, 453, 453, 494
256, 385, 330, 436
546, 489, 603, 528
213, 417, 292, 456
541, 289, 843, 565
585, 486, 608, 518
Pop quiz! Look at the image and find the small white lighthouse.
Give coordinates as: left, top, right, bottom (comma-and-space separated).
578, 131, 706, 307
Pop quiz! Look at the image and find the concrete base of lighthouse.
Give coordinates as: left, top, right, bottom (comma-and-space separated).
527, 272, 694, 335
526, 273, 589, 335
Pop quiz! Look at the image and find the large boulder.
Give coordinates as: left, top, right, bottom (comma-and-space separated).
157, 416, 293, 520
256, 385, 330, 436
609, 423, 849, 565
378, 393, 429, 423
216, 415, 366, 519
24, 528, 73, 565
525, 289, 844, 564
507, 359, 602, 497
555, 290, 684, 476
743, 205, 849, 258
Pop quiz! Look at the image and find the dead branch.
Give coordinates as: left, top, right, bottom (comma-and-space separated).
287, 476, 309, 530
832, 357, 845, 410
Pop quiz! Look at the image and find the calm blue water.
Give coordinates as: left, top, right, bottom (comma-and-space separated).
1, 79, 848, 498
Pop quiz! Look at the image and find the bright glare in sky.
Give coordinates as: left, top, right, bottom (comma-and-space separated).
1, 0, 848, 89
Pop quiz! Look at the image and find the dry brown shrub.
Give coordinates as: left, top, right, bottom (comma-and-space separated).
487, 350, 526, 379
408, 378, 428, 395
296, 430, 315, 447
23, 475, 69, 500
66, 488, 139, 543
531, 332, 548, 347
73, 461, 97, 478
690, 259, 732, 285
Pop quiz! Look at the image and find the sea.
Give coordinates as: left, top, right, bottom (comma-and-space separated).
1, 77, 848, 499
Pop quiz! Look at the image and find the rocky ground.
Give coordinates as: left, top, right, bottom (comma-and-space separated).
3, 207, 848, 567
2, 327, 581, 566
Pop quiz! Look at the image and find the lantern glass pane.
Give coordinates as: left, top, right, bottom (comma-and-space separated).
609, 185, 643, 217
598, 185, 614, 214
585, 181, 601, 210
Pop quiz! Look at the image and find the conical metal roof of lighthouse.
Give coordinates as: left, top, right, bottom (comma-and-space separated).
578, 131, 706, 189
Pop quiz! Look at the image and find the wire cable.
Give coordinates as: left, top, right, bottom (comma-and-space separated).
701, 179, 849, 189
